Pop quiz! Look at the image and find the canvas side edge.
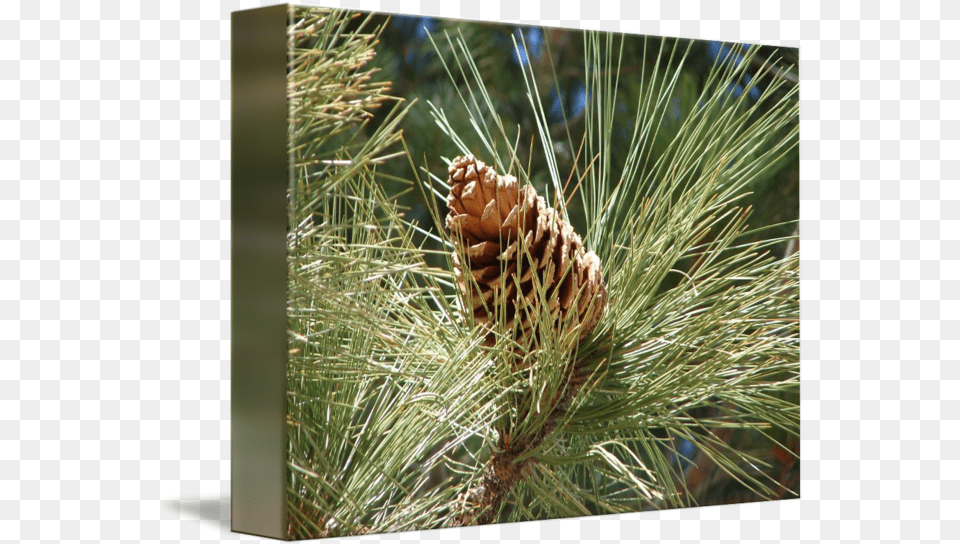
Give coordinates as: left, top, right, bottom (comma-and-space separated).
231, 4, 289, 540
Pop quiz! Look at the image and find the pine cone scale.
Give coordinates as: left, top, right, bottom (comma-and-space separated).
445, 155, 607, 351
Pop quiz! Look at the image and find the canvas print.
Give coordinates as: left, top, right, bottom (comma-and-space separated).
283, 5, 798, 539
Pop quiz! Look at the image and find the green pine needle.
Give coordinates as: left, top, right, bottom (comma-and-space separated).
286, 8, 799, 538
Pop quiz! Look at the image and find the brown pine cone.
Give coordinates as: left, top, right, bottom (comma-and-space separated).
445, 155, 606, 351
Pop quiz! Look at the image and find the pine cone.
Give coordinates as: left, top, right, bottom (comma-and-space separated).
445, 155, 606, 351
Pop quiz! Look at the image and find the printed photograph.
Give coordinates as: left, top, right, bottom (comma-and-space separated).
284, 5, 799, 539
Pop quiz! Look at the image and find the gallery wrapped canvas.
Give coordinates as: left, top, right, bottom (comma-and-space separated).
232, 4, 799, 540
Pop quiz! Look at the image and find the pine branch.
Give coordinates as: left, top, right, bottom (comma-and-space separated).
289, 10, 799, 536
450, 355, 598, 525
424, 29, 798, 523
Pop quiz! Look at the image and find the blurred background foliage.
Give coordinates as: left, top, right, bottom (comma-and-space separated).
362, 14, 798, 265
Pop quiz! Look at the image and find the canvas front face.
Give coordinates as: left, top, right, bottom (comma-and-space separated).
277, 5, 798, 539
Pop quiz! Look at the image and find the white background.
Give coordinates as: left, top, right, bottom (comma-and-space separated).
3, 0, 951, 542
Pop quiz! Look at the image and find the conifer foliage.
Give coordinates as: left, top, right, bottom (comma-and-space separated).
284, 6, 799, 539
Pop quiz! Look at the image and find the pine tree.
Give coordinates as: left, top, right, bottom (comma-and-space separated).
285, 7, 799, 539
